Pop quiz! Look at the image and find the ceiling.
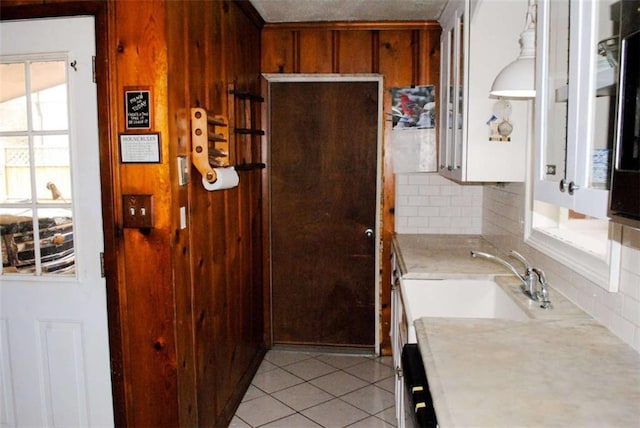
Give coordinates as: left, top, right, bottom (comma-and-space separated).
248, 0, 448, 23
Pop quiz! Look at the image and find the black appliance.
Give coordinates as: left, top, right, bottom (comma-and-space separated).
610, 0, 640, 227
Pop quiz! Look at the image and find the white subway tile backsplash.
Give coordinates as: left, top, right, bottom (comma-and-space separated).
608, 314, 636, 347
419, 206, 441, 217
397, 185, 419, 196
407, 196, 431, 206
407, 216, 430, 228
623, 296, 640, 325
407, 174, 431, 185
418, 185, 441, 196
427, 196, 450, 207
601, 289, 625, 313
429, 217, 452, 228
451, 217, 473, 229
395, 206, 418, 217
395, 172, 483, 235
440, 186, 461, 196
450, 195, 472, 207
620, 270, 640, 301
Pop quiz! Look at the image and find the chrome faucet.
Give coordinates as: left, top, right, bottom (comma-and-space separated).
532, 267, 553, 309
470, 250, 552, 309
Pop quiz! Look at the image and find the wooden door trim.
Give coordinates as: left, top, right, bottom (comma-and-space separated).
263, 74, 384, 350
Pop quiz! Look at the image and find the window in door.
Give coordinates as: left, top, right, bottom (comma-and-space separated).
0, 57, 75, 275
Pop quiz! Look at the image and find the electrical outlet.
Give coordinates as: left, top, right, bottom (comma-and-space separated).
123, 194, 154, 229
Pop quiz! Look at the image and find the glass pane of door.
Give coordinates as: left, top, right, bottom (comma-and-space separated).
453, 12, 464, 171
543, 0, 570, 185
0, 63, 28, 132
446, 27, 454, 170
588, 0, 619, 190
0, 58, 74, 276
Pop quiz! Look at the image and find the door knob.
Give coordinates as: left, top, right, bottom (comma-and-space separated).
559, 178, 567, 192
364, 228, 374, 238
568, 181, 580, 195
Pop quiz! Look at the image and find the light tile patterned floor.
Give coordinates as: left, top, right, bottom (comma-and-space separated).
230, 349, 397, 427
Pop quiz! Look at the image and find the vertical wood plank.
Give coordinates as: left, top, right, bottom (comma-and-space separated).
261, 29, 296, 73
167, 0, 197, 426
337, 31, 373, 73
418, 28, 441, 86
298, 29, 333, 73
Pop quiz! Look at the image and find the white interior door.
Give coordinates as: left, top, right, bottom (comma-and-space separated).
0, 17, 114, 427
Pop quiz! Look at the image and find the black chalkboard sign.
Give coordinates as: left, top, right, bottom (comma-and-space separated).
125, 89, 151, 129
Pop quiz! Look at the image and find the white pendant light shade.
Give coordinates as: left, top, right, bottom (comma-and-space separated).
490, 1, 537, 99
490, 57, 535, 98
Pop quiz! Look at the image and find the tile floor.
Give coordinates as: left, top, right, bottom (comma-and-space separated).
230, 349, 397, 427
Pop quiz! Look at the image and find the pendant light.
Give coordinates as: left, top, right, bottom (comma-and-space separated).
490, 0, 537, 98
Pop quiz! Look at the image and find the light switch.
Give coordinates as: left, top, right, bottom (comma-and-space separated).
180, 206, 187, 229
123, 194, 154, 229
177, 156, 189, 186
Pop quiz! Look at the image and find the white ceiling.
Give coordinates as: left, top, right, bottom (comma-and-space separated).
248, 0, 448, 23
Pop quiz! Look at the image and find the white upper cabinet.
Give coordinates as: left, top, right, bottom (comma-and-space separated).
438, 0, 528, 183
534, 0, 618, 218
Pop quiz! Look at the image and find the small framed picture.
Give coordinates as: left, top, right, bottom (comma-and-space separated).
119, 133, 161, 163
125, 88, 152, 130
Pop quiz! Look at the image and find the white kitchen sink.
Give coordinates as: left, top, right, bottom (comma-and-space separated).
400, 279, 530, 343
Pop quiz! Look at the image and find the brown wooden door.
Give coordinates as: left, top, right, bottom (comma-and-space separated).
270, 80, 378, 348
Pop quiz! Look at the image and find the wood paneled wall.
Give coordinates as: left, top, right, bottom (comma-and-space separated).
1, 1, 266, 427
261, 22, 441, 354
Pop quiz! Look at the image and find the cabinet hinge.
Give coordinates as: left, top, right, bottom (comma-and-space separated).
92, 56, 96, 83
100, 252, 105, 278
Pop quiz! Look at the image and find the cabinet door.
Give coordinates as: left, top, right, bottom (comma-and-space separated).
439, 24, 454, 174
534, 0, 617, 218
439, 0, 527, 183
438, 0, 466, 181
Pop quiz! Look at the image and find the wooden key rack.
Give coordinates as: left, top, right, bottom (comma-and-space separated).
190, 107, 229, 184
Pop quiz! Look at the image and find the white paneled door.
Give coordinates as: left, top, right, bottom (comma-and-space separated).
0, 18, 114, 427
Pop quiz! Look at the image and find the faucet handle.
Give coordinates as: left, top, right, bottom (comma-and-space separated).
531, 267, 553, 309
509, 250, 533, 273
531, 267, 547, 285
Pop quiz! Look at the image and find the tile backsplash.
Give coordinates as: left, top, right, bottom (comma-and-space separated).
483, 183, 640, 352
394, 173, 483, 234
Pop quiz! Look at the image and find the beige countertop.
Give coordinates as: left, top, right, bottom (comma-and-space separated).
393, 234, 510, 279
394, 234, 640, 428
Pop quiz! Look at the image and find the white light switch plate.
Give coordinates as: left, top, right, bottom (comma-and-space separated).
177, 156, 189, 186
180, 206, 187, 229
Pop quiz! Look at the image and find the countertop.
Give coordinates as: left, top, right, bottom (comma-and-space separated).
393, 234, 640, 428
393, 234, 511, 279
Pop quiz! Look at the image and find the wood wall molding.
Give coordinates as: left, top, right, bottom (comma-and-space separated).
263, 20, 441, 31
